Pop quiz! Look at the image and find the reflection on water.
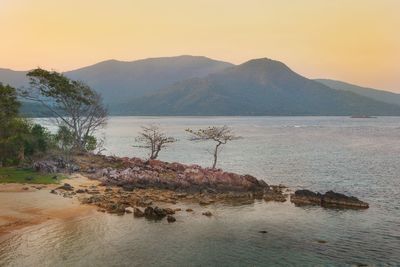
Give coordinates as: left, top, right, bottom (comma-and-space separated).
2, 116, 399, 266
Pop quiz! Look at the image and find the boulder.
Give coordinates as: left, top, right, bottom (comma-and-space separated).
57, 183, 74, 191
322, 191, 369, 209
144, 206, 167, 220
290, 189, 369, 209
125, 207, 134, 213
202, 211, 212, 217
167, 215, 176, 223
290, 190, 322, 205
133, 207, 145, 217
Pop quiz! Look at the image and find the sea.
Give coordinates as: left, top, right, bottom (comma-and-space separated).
1, 116, 399, 266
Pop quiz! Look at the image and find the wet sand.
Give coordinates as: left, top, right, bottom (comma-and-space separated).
0, 175, 98, 239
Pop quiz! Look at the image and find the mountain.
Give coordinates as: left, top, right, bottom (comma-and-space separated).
0, 68, 29, 88
0, 56, 233, 115
1, 56, 400, 116
120, 58, 400, 116
315, 79, 400, 106
65, 55, 233, 104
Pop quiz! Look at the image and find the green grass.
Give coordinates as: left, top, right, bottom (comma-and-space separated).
0, 167, 65, 184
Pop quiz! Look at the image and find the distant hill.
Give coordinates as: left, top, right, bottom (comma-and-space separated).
0, 68, 29, 88
66, 55, 234, 104
120, 58, 400, 116
315, 79, 400, 106
1, 56, 400, 116
0, 56, 233, 115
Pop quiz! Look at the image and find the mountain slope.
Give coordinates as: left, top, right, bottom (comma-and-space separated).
121, 58, 400, 116
65, 55, 233, 104
0, 68, 29, 88
316, 79, 400, 106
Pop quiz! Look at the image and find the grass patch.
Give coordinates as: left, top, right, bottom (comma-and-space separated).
0, 167, 65, 184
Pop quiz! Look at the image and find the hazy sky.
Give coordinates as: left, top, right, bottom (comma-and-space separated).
1, 0, 399, 92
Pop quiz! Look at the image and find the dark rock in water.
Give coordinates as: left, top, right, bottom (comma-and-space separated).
186, 208, 193, 212
202, 211, 212, 217
290, 190, 369, 209
259, 230, 268, 234
57, 183, 74, 191
134, 207, 145, 217
144, 206, 167, 220
322, 191, 369, 209
106, 203, 126, 215
167, 215, 176, 223
315, 239, 327, 244
290, 190, 323, 206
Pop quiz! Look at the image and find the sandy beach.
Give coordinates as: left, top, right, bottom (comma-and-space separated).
0, 175, 98, 239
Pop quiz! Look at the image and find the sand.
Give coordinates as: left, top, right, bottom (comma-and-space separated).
0, 174, 99, 239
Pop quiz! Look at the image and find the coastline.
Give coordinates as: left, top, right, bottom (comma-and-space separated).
0, 175, 98, 239
0, 154, 369, 239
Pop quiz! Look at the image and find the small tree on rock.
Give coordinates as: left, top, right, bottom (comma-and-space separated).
186, 125, 241, 169
134, 125, 177, 160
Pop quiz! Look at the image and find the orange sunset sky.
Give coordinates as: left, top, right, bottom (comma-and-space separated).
0, 0, 399, 92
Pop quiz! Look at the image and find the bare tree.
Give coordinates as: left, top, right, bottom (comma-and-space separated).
186, 125, 241, 169
21, 68, 107, 151
134, 125, 177, 160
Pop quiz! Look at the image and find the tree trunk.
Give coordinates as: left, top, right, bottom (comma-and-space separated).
212, 142, 221, 169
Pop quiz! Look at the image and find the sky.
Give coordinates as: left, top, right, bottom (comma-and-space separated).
0, 0, 399, 92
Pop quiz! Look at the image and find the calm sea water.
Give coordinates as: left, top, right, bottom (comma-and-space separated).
1, 116, 400, 266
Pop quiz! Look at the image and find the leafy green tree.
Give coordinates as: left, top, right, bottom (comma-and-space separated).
0, 83, 24, 165
22, 69, 107, 151
0, 83, 20, 124
0, 83, 56, 166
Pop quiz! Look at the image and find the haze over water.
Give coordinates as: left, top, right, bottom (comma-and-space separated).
1, 116, 399, 266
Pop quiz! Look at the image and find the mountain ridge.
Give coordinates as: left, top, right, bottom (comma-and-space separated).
118, 58, 400, 116
1, 56, 400, 116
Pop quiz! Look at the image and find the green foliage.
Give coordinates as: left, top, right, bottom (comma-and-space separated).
27, 68, 95, 106
0, 83, 20, 123
25, 68, 107, 151
0, 167, 64, 184
84, 135, 97, 152
55, 125, 74, 151
0, 84, 56, 165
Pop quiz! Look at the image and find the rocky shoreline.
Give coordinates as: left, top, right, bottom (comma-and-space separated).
35, 154, 369, 222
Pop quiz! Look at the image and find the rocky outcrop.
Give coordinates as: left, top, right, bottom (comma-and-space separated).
290, 190, 369, 209
87, 157, 270, 194
290, 190, 322, 205
322, 191, 369, 209
33, 158, 80, 173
